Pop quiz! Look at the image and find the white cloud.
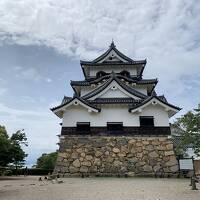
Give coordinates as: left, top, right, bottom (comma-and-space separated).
14, 66, 52, 83
0, 0, 199, 84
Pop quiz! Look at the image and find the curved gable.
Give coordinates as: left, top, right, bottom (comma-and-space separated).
51, 97, 100, 118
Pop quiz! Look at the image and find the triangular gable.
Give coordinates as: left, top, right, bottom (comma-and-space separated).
89, 80, 142, 100
129, 96, 181, 117
92, 42, 133, 64
98, 49, 128, 63
82, 75, 147, 100
51, 97, 100, 118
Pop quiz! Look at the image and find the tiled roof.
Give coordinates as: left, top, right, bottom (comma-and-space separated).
51, 96, 100, 112
129, 95, 181, 112
71, 74, 157, 86
81, 74, 147, 100
80, 61, 146, 66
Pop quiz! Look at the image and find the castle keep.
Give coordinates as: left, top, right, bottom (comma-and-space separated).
51, 42, 181, 176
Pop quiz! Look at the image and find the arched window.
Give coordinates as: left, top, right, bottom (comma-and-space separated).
120, 70, 130, 77
96, 71, 107, 78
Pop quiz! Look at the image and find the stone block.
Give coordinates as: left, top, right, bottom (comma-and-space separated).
146, 145, 154, 151
81, 152, 86, 157
113, 160, 123, 167
112, 147, 120, 153
94, 158, 101, 166
71, 152, 79, 159
90, 166, 98, 173
136, 153, 143, 158
85, 155, 93, 161
121, 146, 128, 153
165, 157, 178, 166
128, 139, 136, 144
72, 159, 81, 168
136, 147, 143, 153
166, 144, 173, 150
142, 141, 149, 145
143, 165, 153, 172
127, 153, 134, 158
117, 139, 127, 146
159, 138, 167, 142
128, 157, 138, 164
164, 151, 174, 156
118, 152, 126, 157
127, 172, 135, 177
157, 145, 166, 150
80, 166, 88, 173
95, 151, 103, 157
136, 142, 143, 147
69, 166, 79, 173
149, 151, 159, 158
151, 140, 159, 145
76, 148, 83, 153
104, 151, 110, 156
153, 165, 161, 172
82, 161, 92, 167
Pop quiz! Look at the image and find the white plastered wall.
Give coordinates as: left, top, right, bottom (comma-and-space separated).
62, 104, 169, 127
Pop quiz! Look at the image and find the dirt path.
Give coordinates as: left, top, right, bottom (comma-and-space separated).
0, 176, 199, 200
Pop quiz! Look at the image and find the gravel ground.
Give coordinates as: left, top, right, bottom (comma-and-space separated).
0, 176, 199, 200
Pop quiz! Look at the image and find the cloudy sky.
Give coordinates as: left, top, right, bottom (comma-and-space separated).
0, 0, 200, 166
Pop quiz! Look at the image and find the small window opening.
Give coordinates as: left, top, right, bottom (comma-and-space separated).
140, 116, 154, 127
107, 122, 123, 131
76, 122, 90, 133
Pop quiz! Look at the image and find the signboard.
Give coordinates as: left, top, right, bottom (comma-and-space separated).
179, 159, 193, 170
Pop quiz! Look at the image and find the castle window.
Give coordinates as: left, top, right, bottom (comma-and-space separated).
140, 116, 154, 127
76, 122, 90, 133
107, 122, 123, 131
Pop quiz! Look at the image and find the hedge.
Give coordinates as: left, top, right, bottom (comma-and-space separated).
0, 167, 53, 176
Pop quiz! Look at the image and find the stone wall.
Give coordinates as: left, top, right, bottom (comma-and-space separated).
54, 136, 179, 177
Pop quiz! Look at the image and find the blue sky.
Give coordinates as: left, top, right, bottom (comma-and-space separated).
0, 0, 200, 166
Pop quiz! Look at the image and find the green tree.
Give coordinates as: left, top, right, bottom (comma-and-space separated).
0, 125, 28, 168
36, 152, 58, 170
173, 104, 200, 156
0, 126, 12, 166
10, 130, 28, 169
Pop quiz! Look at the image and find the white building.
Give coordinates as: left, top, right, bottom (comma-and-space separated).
51, 42, 181, 136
